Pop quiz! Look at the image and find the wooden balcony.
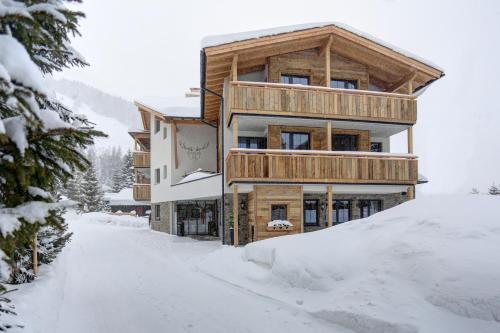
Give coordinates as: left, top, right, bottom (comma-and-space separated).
133, 184, 151, 201
226, 149, 418, 185
133, 152, 150, 168
229, 81, 417, 125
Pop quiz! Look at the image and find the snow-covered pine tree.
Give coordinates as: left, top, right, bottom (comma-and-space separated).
111, 167, 125, 193
81, 162, 105, 212
0, 0, 105, 297
470, 188, 480, 194
488, 183, 500, 195
121, 150, 134, 188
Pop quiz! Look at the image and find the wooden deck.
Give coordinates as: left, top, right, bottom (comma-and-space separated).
133, 152, 150, 168
229, 81, 417, 125
226, 148, 418, 185
133, 184, 151, 201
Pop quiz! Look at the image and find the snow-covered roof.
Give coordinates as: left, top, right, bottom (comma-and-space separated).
136, 96, 200, 119
104, 188, 150, 206
201, 22, 443, 72
176, 169, 217, 185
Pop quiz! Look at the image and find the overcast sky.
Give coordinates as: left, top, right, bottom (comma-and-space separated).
57, 0, 500, 194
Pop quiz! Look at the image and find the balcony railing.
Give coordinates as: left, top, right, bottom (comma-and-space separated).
133, 184, 151, 201
229, 81, 417, 124
133, 152, 150, 168
226, 148, 418, 185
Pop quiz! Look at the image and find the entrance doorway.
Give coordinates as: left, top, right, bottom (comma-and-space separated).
176, 202, 218, 237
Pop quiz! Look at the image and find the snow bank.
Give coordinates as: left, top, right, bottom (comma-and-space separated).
66, 211, 148, 229
196, 195, 500, 333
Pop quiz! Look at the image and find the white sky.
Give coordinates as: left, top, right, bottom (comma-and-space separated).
58, 0, 500, 194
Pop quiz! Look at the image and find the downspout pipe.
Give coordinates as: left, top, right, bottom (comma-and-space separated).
200, 50, 226, 244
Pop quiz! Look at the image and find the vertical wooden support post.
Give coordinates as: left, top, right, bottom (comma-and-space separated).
231, 54, 238, 82
408, 78, 413, 95
326, 121, 332, 151
407, 126, 413, 154
327, 185, 333, 227
324, 35, 333, 87
233, 115, 239, 148
300, 186, 304, 233
32, 234, 38, 276
233, 185, 239, 246
173, 121, 179, 168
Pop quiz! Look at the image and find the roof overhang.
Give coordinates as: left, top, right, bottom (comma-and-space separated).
201, 23, 444, 123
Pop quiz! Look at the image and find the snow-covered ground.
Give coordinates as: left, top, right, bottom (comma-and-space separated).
8, 195, 500, 333
9, 211, 348, 333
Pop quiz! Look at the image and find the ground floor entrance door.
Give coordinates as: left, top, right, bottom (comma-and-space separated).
176, 202, 218, 237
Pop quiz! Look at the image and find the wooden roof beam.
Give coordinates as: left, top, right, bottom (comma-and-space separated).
388, 71, 418, 93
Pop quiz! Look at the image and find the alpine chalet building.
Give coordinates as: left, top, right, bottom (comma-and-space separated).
130, 23, 444, 245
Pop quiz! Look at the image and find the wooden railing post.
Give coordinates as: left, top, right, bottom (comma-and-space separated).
407, 126, 413, 154
327, 121, 332, 151
233, 115, 239, 148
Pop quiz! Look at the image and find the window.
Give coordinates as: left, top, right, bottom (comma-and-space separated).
163, 127, 167, 140
163, 165, 167, 179
154, 119, 160, 134
281, 74, 310, 85
331, 79, 358, 90
155, 204, 160, 220
271, 204, 287, 221
155, 168, 160, 184
333, 134, 358, 151
304, 200, 319, 226
238, 137, 267, 149
359, 200, 382, 218
281, 132, 310, 150
371, 142, 383, 152
333, 200, 351, 223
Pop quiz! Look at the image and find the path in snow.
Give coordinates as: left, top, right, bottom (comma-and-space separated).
11, 214, 351, 333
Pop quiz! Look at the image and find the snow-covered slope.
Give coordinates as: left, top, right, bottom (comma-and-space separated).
196, 195, 500, 333
49, 79, 139, 152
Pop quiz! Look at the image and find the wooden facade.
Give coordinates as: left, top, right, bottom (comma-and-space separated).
133, 151, 151, 168
248, 185, 302, 241
267, 125, 370, 151
228, 81, 417, 125
226, 149, 418, 185
133, 184, 151, 201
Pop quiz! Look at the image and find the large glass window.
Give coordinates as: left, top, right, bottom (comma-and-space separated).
304, 200, 319, 226
359, 200, 382, 218
281, 132, 310, 150
333, 200, 351, 223
281, 74, 310, 85
371, 142, 383, 152
333, 134, 358, 151
271, 204, 287, 221
331, 79, 358, 90
238, 137, 267, 149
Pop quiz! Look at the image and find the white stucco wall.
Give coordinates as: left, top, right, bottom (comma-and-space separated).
150, 113, 218, 203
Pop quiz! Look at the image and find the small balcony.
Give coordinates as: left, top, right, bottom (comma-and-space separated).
133, 184, 151, 201
226, 148, 418, 185
133, 152, 150, 168
228, 81, 417, 125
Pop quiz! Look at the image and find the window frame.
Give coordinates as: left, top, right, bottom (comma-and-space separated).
281, 74, 310, 86
238, 136, 267, 149
303, 199, 319, 226
330, 79, 358, 90
155, 204, 160, 221
281, 131, 311, 150
271, 204, 288, 221
359, 200, 382, 218
155, 168, 160, 184
154, 118, 161, 134
332, 200, 351, 224
332, 134, 358, 151
370, 142, 383, 152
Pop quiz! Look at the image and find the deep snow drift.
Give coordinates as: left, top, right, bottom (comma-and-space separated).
196, 195, 500, 333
